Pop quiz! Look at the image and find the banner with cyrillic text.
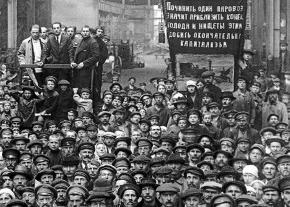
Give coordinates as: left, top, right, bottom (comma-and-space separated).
162, 0, 247, 55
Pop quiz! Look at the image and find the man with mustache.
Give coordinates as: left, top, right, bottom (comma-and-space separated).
1, 128, 13, 149
201, 71, 222, 104
200, 181, 222, 206
98, 111, 115, 132
3, 148, 20, 170
77, 142, 95, 170
230, 154, 250, 174
183, 166, 204, 191
9, 165, 33, 199
261, 184, 280, 207
35, 184, 57, 207
270, 155, 290, 186
51, 180, 69, 207
220, 91, 236, 114
214, 150, 232, 171
21, 187, 36, 207
262, 89, 288, 128
156, 183, 179, 207
118, 184, 140, 207
137, 178, 161, 207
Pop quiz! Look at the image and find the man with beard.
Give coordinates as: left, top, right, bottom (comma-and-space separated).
261, 158, 277, 184
140, 93, 152, 109
92, 27, 108, 102
35, 184, 57, 207
146, 92, 170, 126
156, 183, 179, 207
183, 166, 204, 191
118, 184, 140, 207
186, 144, 204, 166
261, 184, 280, 207
214, 150, 232, 171
137, 178, 161, 207
269, 155, 290, 186
201, 71, 222, 104
200, 181, 222, 206
262, 89, 288, 128
112, 109, 129, 136
233, 77, 256, 126
51, 180, 69, 207
9, 165, 33, 198
60, 137, 75, 157
98, 111, 115, 132
3, 148, 20, 170
70, 25, 99, 90
77, 142, 95, 170
1, 128, 13, 149
46, 134, 62, 166
62, 155, 80, 184
21, 187, 36, 207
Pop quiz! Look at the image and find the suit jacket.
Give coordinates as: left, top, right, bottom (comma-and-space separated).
45, 34, 72, 64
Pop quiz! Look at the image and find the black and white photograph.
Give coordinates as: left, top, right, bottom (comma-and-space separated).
0, 0, 290, 206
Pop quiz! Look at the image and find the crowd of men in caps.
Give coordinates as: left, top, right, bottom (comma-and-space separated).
0, 21, 290, 207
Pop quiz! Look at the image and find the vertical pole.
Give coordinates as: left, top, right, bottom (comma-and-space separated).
267, 0, 274, 72
7, 0, 17, 48
273, 0, 281, 74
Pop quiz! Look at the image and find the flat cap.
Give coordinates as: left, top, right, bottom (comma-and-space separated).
156, 183, 180, 193
33, 155, 50, 165
58, 79, 70, 85
132, 155, 151, 163
98, 164, 117, 175
184, 166, 204, 179
66, 185, 89, 198
3, 148, 20, 159
6, 199, 28, 207
209, 194, 235, 207
236, 195, 258, 205
77, 142, 95, 153
186, 143, 204, 154
200, 181, 222, 190
222, 181, 247, 194
73, 169, 91, 182
35, 169, 56, 181
35, 184, 57, 198
181, 188, 202, 199
118, 184, 140, 197
51, 179, 70, 189
139, 178, 159, 189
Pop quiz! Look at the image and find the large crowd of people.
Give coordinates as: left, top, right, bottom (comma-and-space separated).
0, 21, 289, 207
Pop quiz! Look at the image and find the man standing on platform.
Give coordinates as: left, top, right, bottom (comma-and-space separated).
92, 27, 108, 103
70, 25, 100, 91
45, 22, 72, 81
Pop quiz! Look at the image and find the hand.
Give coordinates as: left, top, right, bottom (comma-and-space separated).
77, 62, 84, 69
36, 62, 43, 67
71, 62, 77, 68
73, 88, 78, 94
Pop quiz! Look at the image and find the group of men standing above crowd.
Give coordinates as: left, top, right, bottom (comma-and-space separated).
0, 20, 289, 207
